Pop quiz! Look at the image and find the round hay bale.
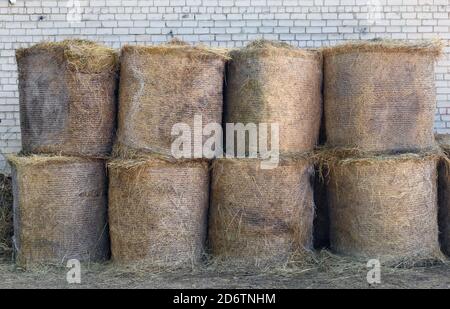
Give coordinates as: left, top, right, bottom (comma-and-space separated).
323, 40, 443, 153
225, 40, 323, 154
116, 42, 228, 158
7, 155, 109, 267
326, 153, 441, 264
16, 40, 119, 157
209, 158, 315, 268
108, 158, 210, 267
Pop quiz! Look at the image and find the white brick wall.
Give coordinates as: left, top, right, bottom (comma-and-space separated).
0, 0, 449, 172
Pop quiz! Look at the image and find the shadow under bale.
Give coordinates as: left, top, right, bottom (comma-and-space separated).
0, 174, 12, 257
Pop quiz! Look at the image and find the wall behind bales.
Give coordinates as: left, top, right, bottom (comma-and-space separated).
0, 0, 449, 172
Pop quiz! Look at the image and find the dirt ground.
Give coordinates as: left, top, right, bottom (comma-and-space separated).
1, 252, 450, 289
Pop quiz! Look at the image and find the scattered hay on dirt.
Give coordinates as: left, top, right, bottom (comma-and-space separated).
323, 39, 442, 153
208, 157, 315, 269
323, 152, 443, 266
107, 157, 210, 269
0, 175, 12, 256
16, 39, 119, 157
7, 155, 110, 268
116, 40, 228, 158
225, 40, 323, 155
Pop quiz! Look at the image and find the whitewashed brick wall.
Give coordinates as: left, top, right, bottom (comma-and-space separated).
0, 0, 449, 172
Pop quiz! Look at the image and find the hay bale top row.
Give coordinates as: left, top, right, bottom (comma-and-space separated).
322, 39, 443, 58
16, 38, 443, 68
16, 39, 119, 74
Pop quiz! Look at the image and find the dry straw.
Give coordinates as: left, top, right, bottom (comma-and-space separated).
323, 39, 443, 153
208, 157, 315, 269
7, 154, 110, 268
16, 39, 119, 157
320, 151, 443, 266
108, 157, 210, 268
116, 39, 228, 158
225, 40, 323, 155
436, 134, 450, 256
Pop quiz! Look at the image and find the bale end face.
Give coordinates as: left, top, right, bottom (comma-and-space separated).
209, 158, 315, 269
108, 158, 210, 268
8, 155, 110, 267
17, 40, 118, 157
225, 42, 323, 154
324, 40, 439, 153
116, 43, 226, 158
327, 154, 442, 264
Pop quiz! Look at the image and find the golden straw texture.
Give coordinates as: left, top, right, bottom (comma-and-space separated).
108, 158, 210, 268
327, 154, 441, 264
8, 155, 109, 267
324, 40, 439, 153
209, 158, 315, 268
16, 40, 118, 157
225, 40, 323, 154
116, 42, 227, 158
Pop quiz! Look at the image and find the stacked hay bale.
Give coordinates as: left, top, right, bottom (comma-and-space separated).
209, 158, 315, 268
108, 159, 209, 267
116, 41, 228, 157
16, 40, 118, 157
9, 156, 109, 267
108, 41, 227, 268
10, 40, 118, 267
322, 40, 443, 264
209, 41, 322, 268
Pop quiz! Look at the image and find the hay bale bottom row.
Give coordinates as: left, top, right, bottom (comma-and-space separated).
8, 156, 109, 267
108, 159, 210, 267
5, 154, 444, 267
326, 155, 441, 264
209, 159, 315, 268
